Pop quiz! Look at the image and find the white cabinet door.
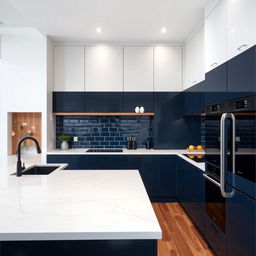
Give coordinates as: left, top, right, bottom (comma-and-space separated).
184, 26, 205, 90
124, 46, 153, 91
53, 46, 84, 91
205, 0, 226, 72
154, 46, 182, 91
85, 46, 123, 91
227, 0, 256, 60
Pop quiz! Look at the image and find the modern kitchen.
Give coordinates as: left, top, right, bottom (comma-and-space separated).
0, 0, 255, 255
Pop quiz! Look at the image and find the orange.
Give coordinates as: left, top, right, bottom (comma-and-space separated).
196, 145, 203, 150
188, 145, 195, 150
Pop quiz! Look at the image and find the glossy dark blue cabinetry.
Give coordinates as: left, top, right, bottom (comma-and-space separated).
227, 187, 256, 256
154, 156, 176, 199
227, 46, 256, 100
183, 81, 205, 115
176, 158, 205, 233
1, 240, 157, 256
123, 92, 154, 112
53, 92, 85, 113
153, 92, 201, 149
84, 155, 127, 170
126, 155, 155, 198
205, 215, 226, 256
47, 154, 85, 169
205, 63, 227, 105
85, 92, 124, 112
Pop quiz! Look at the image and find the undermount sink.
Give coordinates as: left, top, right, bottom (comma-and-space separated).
22, 166, 58, 175
12, 165, 63, 175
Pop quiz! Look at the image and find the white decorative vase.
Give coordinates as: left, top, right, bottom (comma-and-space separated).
135, 106, 140, 113
140, 106, 145, 113
61, 141, 69, 150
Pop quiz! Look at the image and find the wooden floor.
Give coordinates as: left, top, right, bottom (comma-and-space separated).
152, 203, 214, 256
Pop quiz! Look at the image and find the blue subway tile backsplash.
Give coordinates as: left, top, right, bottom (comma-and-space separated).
56, 116, 153, 149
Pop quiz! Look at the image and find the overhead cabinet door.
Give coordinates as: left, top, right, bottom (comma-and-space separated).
85, 46, 123, 91
184, 26, 205, 90
227, 0, 256, 60
54, 46, 85, 91
154, 46, 182, 91
205, 0, 226, 72
124, 46, 153, 91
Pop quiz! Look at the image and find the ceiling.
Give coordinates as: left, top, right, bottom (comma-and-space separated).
1, 0, 209, 43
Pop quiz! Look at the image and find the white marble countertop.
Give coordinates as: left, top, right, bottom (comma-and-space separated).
47, 148, 205, 171
47, 148, 201, 155
0, 169, 161, 241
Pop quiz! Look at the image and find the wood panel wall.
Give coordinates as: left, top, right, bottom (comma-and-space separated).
11, 113, 42, 155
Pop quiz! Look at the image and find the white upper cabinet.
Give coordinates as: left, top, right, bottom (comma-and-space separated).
227, 0, 256, 60
205, 0, 226, 72
184, 26, 205, 90
124, 46, 153, 91
54, 46, 84, 91
154, 46, 182, 91
85, 46, 123, 91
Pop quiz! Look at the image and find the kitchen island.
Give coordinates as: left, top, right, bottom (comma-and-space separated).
0, 169, 161, 256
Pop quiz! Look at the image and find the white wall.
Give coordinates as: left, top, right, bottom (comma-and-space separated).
46, 37, 55, 152
0, 27, 48, 170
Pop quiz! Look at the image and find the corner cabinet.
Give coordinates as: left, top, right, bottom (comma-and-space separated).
53, 46, 85, 91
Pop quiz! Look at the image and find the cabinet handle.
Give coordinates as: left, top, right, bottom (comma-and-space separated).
237, 44, 248, 51
210, 62, 218, 67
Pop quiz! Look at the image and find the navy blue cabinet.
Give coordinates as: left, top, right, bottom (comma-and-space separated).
154, 92, 198, 149
183, 81, 205, 115
227, 187, 256, 256
123, 92, 154, 112
176, 157, 205, 233
85, 92, 124, 112
126, 155, 155, 198
84, 155, 127, 169
205, 63, 227, 105
154, 156, 176, 199
227, 46, 256, 100
53, 92, 85, 113
205, 215, 226, 256
47, 154, 85, 169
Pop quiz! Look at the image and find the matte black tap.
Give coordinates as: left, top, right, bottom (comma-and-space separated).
16, 136, 41, 177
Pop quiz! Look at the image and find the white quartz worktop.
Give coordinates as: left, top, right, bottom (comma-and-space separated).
0, 169, 162, 241
47, 148, 198, 155
47, 148, 205, 171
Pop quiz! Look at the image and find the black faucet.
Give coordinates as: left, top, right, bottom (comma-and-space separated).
16, 136, 41, 177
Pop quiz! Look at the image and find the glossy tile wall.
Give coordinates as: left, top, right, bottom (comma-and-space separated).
56, 116, 153, 149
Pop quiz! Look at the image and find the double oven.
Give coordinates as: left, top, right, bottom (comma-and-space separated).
203, 95, 256, 233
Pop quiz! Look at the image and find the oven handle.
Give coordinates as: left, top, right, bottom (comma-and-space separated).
203, 174, 221, 187
220, 113, 235, 198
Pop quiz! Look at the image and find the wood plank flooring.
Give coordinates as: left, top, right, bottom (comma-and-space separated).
152, 203, 214, 256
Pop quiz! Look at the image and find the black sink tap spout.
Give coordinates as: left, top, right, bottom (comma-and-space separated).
16, 136, 41, 177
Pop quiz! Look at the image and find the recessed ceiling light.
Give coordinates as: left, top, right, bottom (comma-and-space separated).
161, 27, 167, 34
96, 27, 102, 34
